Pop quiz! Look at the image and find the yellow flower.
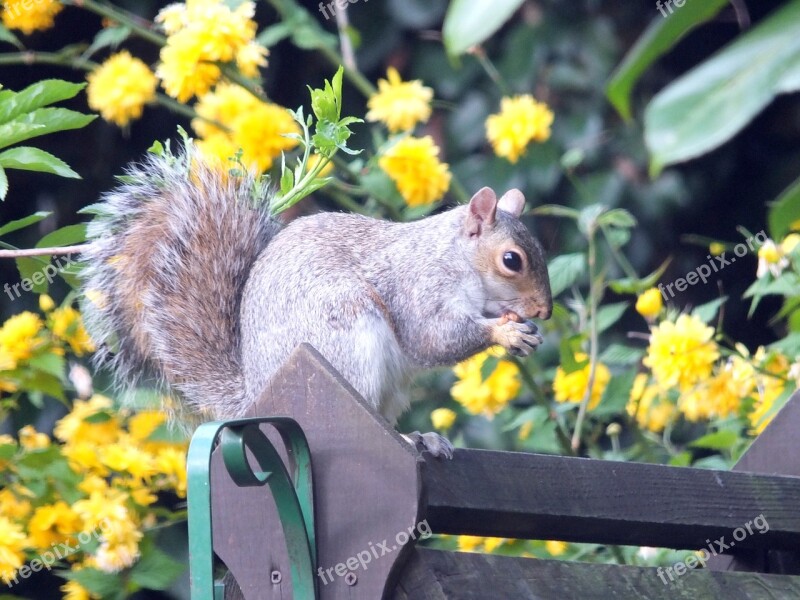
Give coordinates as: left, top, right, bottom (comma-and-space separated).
0, 346, 18, 394
157, 30, 222, 102
38, 294, 55, 312
756, 239, 786, 278
644, 314, 719, 392
545, 540, 568, 556
0, 488, 31, 520
87, 51, 157, 127
0, 516, 27, 584
55, 395, 120, 446
749, 350, 788, 434
486, 95, 554, 163
709, 242, 726, 256
1, 0, 62, 34
193, 83, 299, 174
62, 579, 95, 600
553, 353, 611, 410
154, 447, 188, 498
451, 348, 520, 418
0, 312, 43, 362
379, 136, 451, 207
635, 288, 663, 319
94, 514, 143, 573
626, 374, 675, 433
18, 424, 49, 450
155, 0, 265, 102
366, 67, 433, 133
128, 411, 166, 442
49, 306, 95, 355
28, 501, 82, 550
100, 437, 157, 480
430, 408, 457, 431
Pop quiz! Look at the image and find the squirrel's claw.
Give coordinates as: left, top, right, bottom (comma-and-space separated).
404, 431, 455, 460
493, 319, 544, 357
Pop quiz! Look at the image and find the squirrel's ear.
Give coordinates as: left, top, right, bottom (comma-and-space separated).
498, 189, 525, 217
465, 187, 498, 236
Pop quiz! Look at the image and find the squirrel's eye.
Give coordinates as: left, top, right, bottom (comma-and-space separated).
503, 251, 522, 272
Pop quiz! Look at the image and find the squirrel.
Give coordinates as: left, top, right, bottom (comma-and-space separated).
80, 145, 552, 458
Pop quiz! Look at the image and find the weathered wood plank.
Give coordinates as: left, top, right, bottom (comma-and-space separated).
210, 344, 423, 599
709, 391, 800, 575
422, 448, 800, 551
393, 548, 800, 600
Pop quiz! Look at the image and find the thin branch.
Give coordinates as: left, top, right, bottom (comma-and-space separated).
334, 4, 356, 72
0, 245, 90, 259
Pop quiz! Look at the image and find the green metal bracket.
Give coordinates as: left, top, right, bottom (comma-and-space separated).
187, 417, 317, 599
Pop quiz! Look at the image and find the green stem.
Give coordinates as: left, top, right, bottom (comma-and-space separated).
471, 48, 510, 96
600, 224, 639, 281
0, 51, 97, 70
325, 189, 369, 215
572, 227, 600, 451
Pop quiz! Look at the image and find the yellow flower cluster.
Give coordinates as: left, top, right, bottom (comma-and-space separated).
626, 374, 676, 433
457, 535, 507, 553
486, 95, 554, 163
87, 51, 158, 127
644, 314, 719, 393
155, 0, 267, 102
451, 347, 520, 418
192, 83, 299, 174
366, 67, 433, 133
430, 407, 457, 431
553, 353, 611, 410
0, 396, 188, 586
1, 0, 62, 34
379, 136, 451, 207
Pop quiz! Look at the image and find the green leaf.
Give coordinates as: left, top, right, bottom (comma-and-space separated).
257, 22, 293, 47
606, 0, 730, 120
595, 301, 629, 334
597, 208, 637, 229
129, 539, 186, 590
608, 257, 671, 294
0, 80, 87, 125
547, 253, 586, 297
769, 332, 800, 355
28, 352, 66, 378
0, 146, 80, 178
532, 204, 580, 220
692, 296, 727, 323
0, 108, 96, 151
62, 568, 123, 599
0, 165, 6, 201
442, 0, 525, 57
36, 223, 87, 248
82, 26, 131, 61
0, 210, 50, 237
559, 334, 588, 374
645, 0, 800, 174
599, 343, 644, 366
594, 369, 636, 416
768, 174, 800, 240
690, 430, 739, 451
0, 24, 23, 50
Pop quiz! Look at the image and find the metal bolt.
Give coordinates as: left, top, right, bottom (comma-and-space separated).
344, 572, 357, 586
271, 570, 282, 584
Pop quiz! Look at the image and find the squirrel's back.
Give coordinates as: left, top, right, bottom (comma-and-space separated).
81, 149, 279, 418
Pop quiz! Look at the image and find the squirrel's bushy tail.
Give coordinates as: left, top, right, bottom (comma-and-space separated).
81, 148, 279, 419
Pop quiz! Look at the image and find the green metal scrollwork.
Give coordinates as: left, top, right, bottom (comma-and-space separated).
187, 417, 317, 599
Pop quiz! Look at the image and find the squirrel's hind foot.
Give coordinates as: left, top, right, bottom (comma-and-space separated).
403, 431, 455, 460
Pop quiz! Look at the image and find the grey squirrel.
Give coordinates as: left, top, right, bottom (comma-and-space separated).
81, 145, 552, 457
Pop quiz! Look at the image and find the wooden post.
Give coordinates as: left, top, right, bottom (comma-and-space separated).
209, 344, 423, 599
708, 391, 800, 575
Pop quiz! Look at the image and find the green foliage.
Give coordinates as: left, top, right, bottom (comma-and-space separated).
645, 0, 800, 174
442, 0, 525, 57
0, 79, 95, 199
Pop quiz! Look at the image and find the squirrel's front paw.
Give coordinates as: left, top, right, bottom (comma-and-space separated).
491, 318, 544, 357
403, 431, 455, 459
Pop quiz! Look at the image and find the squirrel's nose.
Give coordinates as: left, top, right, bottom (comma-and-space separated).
532, 303, 552, 320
